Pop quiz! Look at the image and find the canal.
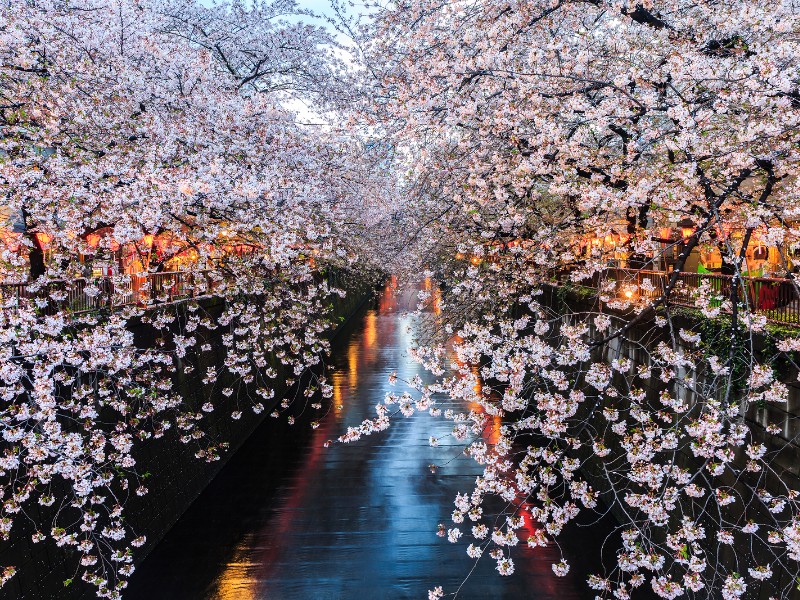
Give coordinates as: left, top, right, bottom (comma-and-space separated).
126, 282, 609, 600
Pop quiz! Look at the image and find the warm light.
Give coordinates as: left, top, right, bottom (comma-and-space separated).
378, 280, 398, 312
455, 252, 464, 260
142, 234, 154, 248
471, 256, 481, 265
34, 232, 51, 250
1, 231, 21, 252
332, 370, 344, 416
209, 542, 258, 600
659, 228, 672, 241
86, 233, 101, 249
363, 312, 377, 348
682, 228, 694, 241
348, 341, 358, 390
624, 289, 633, 299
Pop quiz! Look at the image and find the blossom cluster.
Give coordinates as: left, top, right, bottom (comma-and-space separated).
0, 0, 389, 596
363, 0, 800, 596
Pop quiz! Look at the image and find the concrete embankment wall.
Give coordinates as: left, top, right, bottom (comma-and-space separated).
0, 271, 376, 599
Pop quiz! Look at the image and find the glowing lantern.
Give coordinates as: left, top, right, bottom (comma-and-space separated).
1, 231, 21, 252
34, 232, 51, 250
86, 233, 101, 249
142, 234, 154, 248
678, 218, 695, 242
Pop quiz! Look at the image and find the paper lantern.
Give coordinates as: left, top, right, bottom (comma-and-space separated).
1, 231, 21, 252
34, 232, 51, 250
86, 233, 101, 249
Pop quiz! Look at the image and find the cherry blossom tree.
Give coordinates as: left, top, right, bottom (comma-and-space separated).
360, 0, 800, 597
0, 0, 389, 597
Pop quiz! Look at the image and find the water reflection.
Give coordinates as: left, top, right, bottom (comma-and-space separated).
126, 281, 607, 600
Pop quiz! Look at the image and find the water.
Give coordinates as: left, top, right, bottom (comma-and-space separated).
126, 283, 609, 600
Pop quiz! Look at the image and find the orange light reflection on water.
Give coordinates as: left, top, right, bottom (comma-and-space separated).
202, 278, 570, 600
209, 550, 258, 600
348, 342, 358, 391
332, 369, 344, 416
363, 312, 377, 348
378, 278, 398, 313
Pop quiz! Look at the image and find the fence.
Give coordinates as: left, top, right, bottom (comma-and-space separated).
0, 268, 346, 316
564, 267, 800, 327
0, 271, 226, 315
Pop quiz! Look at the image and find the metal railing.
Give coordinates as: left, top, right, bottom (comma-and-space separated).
564, 267, 800, 327
0, 270, 226, 315
0, 266, 340, 317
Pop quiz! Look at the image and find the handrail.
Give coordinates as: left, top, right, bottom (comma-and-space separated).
0, 270, 224, 314
559, 267, 800, 327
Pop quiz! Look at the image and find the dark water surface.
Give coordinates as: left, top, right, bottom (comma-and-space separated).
127, 283, 609, 600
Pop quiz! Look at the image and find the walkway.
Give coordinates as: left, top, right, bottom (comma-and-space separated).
125, 282, 608, 600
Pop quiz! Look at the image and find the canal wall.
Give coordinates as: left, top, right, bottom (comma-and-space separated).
0, 270, 377, 600
543, 284, 800, 600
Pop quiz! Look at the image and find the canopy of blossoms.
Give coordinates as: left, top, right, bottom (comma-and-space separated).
4, 0, 800, 599
0, 0, 391, 596
355, 1, 800, 598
